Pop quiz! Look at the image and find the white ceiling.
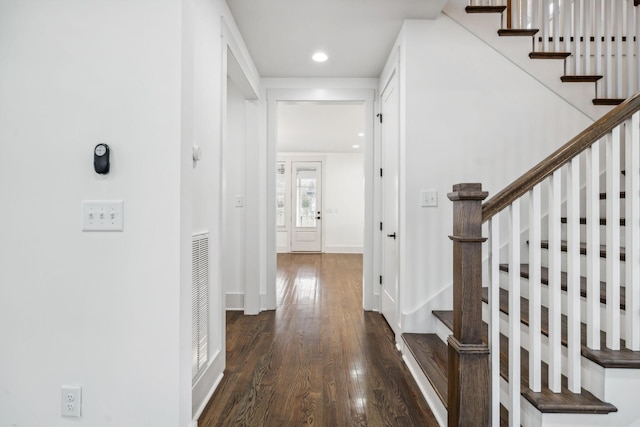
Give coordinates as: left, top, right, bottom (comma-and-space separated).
225, 0, 447, 78
277, 102, 366, 153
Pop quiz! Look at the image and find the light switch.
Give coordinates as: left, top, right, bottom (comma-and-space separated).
82, 201, 124, 231
420, 191, 437, 207
235, 195, 244, 208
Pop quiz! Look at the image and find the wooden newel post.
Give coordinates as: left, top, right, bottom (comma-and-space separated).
447, 183, 490, 426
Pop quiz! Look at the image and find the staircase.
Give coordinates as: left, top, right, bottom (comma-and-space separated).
400, 2, 640, 426
443, 0, 640, 119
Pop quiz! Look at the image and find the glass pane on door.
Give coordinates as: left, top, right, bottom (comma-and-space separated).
296, 167, 317, 227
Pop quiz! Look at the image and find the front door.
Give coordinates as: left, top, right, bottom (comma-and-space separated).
291, 161, 322, 252
381, 71, 400, 336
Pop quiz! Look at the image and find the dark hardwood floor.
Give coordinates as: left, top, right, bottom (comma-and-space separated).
198, 253, 439, 427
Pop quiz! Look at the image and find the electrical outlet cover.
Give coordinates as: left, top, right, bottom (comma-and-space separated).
61, 385, 81, 417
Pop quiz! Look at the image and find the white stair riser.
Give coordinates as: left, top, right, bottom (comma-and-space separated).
539, 247, 627, 285
498, 271, 628, 338
560, 224, 626, 247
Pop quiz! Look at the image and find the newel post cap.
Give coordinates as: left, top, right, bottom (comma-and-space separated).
447, 183, 488, 202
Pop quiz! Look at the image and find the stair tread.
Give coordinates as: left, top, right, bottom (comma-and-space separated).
498, 29, 539, 36
561, 75, 603, 83
529, 51, 571, 59
539, 240, 626, 261
593, 98, 625, 106
499, 263, 626, 310
402, 333, 448, 408
481, 287, 640, 368
466, 5, 506, 13
430, 311, 617, 413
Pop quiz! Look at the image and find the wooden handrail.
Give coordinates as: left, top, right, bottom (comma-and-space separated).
482, 92, 640, 222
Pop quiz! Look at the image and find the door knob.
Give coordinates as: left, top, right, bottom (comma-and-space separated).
387, 232, 396, 239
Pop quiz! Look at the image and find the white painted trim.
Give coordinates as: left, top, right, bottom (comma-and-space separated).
191, 369, 224, 425
266, 87, 377, 311
225, 292, 245, 310
322, 246, 363, 254
191, 348, 225, 421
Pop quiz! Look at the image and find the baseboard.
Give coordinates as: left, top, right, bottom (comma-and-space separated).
225, 292, 244, 310
192, 348, 225, 422
322, 246, 363, 254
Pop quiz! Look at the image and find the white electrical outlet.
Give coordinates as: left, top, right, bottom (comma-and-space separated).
61, 385, 82, 417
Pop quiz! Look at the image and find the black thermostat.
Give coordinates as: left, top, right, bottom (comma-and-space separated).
94, 143, 110, 174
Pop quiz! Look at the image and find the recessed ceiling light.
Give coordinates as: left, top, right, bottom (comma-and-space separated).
352, 144, 360, 149
358, 132, 364, 137
312, 52, 328, 63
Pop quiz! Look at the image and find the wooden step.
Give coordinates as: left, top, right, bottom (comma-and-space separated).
529, 51, 570, 59
481, 287, 640, 369
593, 98, 626, 106
561, 75, 603, 83
560, 217, 626, 226
539, 240, 626, 261
498, 29, 539, 37
432, 310, 617, 413
499, 263, 626, 310
465, 5, 506, 14
402, 332, 511, 426
402, 333, 448, 408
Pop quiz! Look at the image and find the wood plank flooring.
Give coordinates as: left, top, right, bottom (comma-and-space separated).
198, 253, 438, 427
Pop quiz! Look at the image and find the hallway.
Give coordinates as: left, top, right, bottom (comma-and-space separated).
198, 253, 438, 426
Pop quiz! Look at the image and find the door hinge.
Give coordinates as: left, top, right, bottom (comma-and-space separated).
377, 113, 383, 123
379, 275, 383, 285
380, 168, 383, 177
379, 222, 383, 231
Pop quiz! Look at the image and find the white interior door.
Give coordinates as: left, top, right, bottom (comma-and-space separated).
291, 161, 322, 252
381, 72, 400, 336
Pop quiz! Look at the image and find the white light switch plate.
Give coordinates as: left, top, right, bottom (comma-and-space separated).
420, 191, 437, 207
82, 201, 124, 231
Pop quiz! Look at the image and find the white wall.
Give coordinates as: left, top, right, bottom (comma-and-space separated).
223, 78, 247, 309
391, 18, 595, 333
0, 1, 185, 426
0, 0, 260, 425
277, 153, 364, 253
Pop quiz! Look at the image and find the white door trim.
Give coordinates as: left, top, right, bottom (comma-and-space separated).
266, 88, 377, 311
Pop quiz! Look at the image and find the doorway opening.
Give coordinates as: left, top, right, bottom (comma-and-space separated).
266, 89, 377, 312
276, 101, 365, 254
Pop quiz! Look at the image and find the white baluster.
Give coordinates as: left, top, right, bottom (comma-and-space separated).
626, 0, 634, 97
567, 156, 582, 392
543, 0, 551, 51
548, 170, 562, 392
509, 200, 521, 426
529, 185, 542, 392
532, 0, 541, 51
573, 0, 582, 75
615, 1, 623, 98
563, 0, 572, 58
584, 0, 592, 75
606, 129, 621, 350
636, 5, 640, 95
604, 0, 613, 98
586, 140, 601, 350
595, 0, 603, 97
553, 0, 561, 51
489, 216, 501, 427
626, 112, 640, 351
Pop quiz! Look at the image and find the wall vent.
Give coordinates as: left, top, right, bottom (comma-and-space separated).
192, 232, 209, 381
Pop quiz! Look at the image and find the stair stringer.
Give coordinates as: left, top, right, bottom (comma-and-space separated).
401, 282, 452, 334
442, 0, 612, 122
